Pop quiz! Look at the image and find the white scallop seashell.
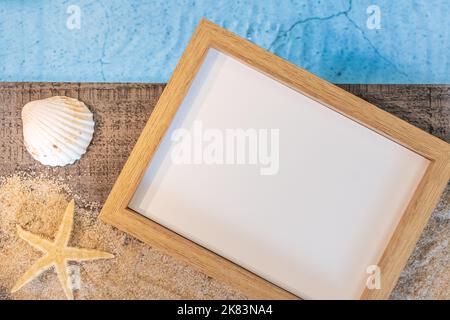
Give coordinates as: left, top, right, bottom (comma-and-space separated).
22, 96, 95, 166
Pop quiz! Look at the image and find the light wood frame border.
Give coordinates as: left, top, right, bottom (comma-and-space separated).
100, 19, 450, 300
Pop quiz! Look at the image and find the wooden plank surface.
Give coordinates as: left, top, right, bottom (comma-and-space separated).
0, 82, 448, 299
0, 83, 164, 205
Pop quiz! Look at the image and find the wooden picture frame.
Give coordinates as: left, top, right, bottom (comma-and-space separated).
100, 19, 450, 299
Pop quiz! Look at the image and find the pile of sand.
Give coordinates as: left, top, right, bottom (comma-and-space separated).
0, 173, 243, 300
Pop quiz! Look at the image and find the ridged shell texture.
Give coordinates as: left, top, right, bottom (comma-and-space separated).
22, 96, 95, 166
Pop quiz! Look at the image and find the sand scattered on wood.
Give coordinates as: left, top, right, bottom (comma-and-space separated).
391, 186, 450, 299
0, 172, 244, 300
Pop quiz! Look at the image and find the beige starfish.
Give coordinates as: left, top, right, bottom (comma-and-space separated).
11, 199, 114, 300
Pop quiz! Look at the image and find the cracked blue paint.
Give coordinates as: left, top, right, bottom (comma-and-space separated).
0, 0, 448, 84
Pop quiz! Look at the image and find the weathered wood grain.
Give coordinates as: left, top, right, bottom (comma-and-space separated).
0, 82, 164, 206
339, 85, 450, 142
